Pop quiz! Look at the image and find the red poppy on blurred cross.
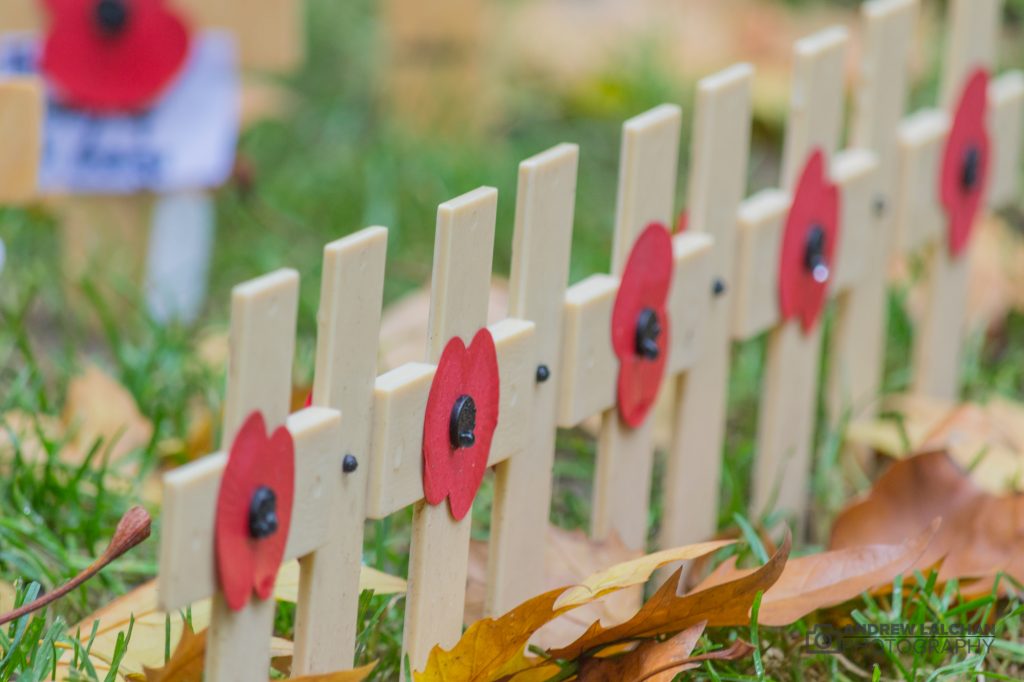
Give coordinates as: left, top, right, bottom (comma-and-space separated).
941, 68, 990, 257
40, 0, 191, 113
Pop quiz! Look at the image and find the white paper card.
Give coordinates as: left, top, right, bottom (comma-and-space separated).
0, 33, 239, 194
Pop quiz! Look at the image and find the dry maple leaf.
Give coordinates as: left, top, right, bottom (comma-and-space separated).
466, 527, 642, 650
546, 532, 790, 662
575, 620, 706, 682
142, 625, 205, 682
416, 539, 735, 682
831, 451, 1024, 589
694, 521, 937, 626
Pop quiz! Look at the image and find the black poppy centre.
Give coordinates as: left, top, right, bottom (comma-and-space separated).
804, 224, 830, 284
449, 394, 477, 449
960, 145, 982, 192
248, 485, 280, 539
95, 0, 131, 37
635, 307, 662, 360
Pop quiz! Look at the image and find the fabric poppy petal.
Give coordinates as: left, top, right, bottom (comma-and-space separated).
422, 337, 467, 508
611, 223, 674, 427
422, 329, 500, 521
941, 68, 990, 257
41, 0, 191, 113
778, 149, 840, 333
215, 411, 295, 611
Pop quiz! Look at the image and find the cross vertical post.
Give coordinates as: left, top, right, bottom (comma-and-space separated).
487, 144, 578, 615
660, 64, 753, 548
363, 187, 535, 677
827, 0, 916, 422
291, 228, 389, 673
557, 105, 713, 553
731, 28, 878, 525
595, 105, 680, 549
159, 269, 345, 681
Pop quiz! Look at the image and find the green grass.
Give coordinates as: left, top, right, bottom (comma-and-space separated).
2, 0, 1024, 679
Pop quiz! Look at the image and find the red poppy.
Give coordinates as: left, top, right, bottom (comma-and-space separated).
611, 223, 673, 427
40, 0, 191, 113
215, 411, 295, 611
941, 68, 990, 257
779, 149, 839, 333
422, 329, 500, 521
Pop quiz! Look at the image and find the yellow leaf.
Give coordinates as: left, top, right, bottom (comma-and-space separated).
548, 533, 791, 662
415, 539, 734, 682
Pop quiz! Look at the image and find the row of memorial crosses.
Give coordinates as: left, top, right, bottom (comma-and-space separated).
154, 0, 1023, 680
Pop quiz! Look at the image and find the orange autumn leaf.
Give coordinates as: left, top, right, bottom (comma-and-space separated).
546, 532, 791, 662
415, 539, 735, 682
142, 626, 205, 682
695, 522, 937, 626
831, 451, 1024, 586
289, 662, 377, 681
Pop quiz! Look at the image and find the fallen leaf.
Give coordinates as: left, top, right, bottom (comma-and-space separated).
465, 527, 642, 650
845, 394, 1024, 494
546, 532, 790, 662
831, 451, 1024, 587
575, 621, 706, 682
139, 626, 296, 682
695, 522, 937, 626
71, 562, 399, 678
416, 539, 734, 682
141, 625, 205, 682
0, 410, 64, 462
63, 365, 153, 465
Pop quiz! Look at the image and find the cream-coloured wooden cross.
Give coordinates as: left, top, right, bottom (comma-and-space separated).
557, 105, 713, 551
290, 227, 388, 674
827, 0, 916, 422
0, 77, 41, 204
363, 187, 535, 677
731, 28, 878, 523
487, 144, 578, 616
158, 269, 344, 681
659, 64, 754, 548
892, 0, 1024, 400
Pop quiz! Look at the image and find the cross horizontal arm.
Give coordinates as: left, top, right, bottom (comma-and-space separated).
158, 407, 342, 612
364, 318, 535, 519
828, 149, 878, 292
666, 233, 714, 373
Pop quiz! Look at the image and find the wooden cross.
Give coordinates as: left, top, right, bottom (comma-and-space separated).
363, 187, 536, 676
730, 28, 878, 523
0, 77, 41, 204
659, 64, 754, 548
892, 0, 1024, 400
158, 269, 344, 681
290, 227, 388, 674
826, 0, 916, 423
557, 105, 713, 551
487, 144, 578, 616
